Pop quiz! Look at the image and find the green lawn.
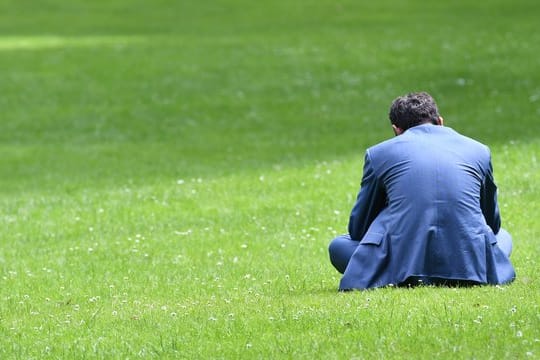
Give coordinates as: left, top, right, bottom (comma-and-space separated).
0, 0, 539, 358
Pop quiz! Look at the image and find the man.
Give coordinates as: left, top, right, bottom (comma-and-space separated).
329, 92, 515, 290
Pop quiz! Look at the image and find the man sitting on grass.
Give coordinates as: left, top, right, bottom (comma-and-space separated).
329, 92, 515, 290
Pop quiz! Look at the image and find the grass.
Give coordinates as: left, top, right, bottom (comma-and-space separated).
0, 0, 539, 358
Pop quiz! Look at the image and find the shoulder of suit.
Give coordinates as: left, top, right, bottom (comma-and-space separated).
367, 126, 491, 157
451, 128, 491, 154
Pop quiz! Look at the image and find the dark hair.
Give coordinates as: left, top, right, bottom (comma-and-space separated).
388, 92, 440, 130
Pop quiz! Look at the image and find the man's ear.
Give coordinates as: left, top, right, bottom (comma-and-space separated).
392, 124, 404, 136
437, 116, 444, 126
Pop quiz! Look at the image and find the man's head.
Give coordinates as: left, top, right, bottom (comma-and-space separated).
389, 92, 443, 135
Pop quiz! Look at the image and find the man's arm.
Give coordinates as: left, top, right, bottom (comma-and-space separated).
348, 151, 387, 240
480, 158, 501, 234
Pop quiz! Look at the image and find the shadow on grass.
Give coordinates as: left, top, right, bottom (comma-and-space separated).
1, 22, 539, 193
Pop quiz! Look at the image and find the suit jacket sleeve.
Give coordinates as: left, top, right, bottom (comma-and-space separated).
348, 151, 387, 240
480, 158, 501, 234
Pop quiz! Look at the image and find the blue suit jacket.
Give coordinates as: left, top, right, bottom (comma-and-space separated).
340, 124, 515, 290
